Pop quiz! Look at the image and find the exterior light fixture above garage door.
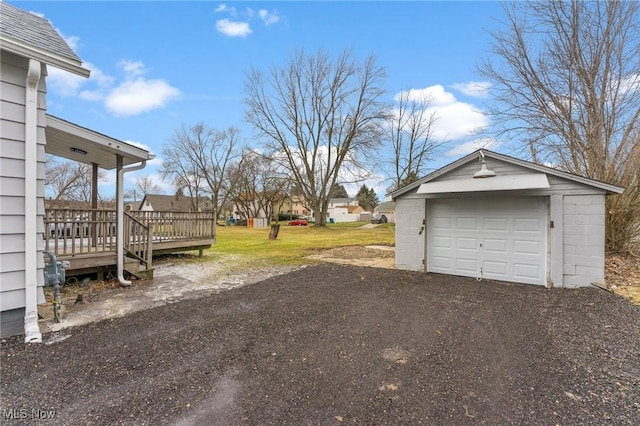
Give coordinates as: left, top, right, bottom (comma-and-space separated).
473, 150, 496, 178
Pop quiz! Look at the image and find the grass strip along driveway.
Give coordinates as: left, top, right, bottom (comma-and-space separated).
2, 264, 639, 425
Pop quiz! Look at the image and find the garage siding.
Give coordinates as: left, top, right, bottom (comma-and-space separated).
395, 198, 425, 271
562, 195, 605, 287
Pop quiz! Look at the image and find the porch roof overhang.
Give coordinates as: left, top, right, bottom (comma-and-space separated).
416, 173, 550, 195
45, 114, 154, 169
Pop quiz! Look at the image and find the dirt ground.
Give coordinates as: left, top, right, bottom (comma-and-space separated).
36, 247, 639, 331
2, 260, 640, 425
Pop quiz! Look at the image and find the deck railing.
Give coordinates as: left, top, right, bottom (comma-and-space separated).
44, 208, 118, 256
129, 211, 216, 242
123, 211, 152, 270
44, 208, 216, 267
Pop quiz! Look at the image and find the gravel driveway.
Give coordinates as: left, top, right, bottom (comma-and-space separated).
2, 264, 639, 425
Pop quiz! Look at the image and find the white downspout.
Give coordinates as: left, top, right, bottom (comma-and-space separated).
24, 59, 42, 343
116, 156, 147, 286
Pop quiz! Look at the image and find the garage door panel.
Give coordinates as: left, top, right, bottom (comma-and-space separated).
484, 218, 507, 231
456, 237, 478, 251
432, 217, 451, 230
483, 261, 508, 277
483, 238, 507, 253
456, 258, 478, 273
432, 236, 452, 249
456, 217, 478, 231
431, 256, 453, 270
428, 197, 547, 285
514, 240, 541, 255
513, 263, 543, 282
514, 218, 543, 232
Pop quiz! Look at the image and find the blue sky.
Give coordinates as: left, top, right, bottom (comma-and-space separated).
14, 0, 507, 199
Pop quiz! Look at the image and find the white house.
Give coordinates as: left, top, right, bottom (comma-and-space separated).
0, 3, 153, 340
392, 150, 623, 288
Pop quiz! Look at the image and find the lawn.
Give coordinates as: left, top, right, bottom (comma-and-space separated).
207, 221, 395, 268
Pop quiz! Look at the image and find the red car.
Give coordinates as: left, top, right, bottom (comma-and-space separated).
288, 219, 308, 226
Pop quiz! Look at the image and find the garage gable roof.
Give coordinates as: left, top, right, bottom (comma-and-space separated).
392, 149, 624, 199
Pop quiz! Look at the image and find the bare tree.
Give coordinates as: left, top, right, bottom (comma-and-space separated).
244, 48, 388, 226
125, 174, 164, 203
161, 123, 242, 218
479, 0, 640, 252
386, 89, 444, 191
228, 151, 291, 220
45, 155, 103, 202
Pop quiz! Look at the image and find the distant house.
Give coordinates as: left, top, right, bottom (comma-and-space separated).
374, 201, 396, 224
0, 3, 153, 340
328, 197, 359, 208
290, 195, 312, 217
138, 193, 201, 212
327, 198, 363, 223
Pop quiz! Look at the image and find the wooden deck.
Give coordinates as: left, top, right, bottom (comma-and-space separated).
44, 208, 216, 277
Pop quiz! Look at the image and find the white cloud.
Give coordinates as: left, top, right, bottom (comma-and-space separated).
47, 57, 180, 116
119, 60, 146, 78
105, 78, 181, 116
125, 140, 163, 166
60, 33, 80, 51
46, 66, 87, 96
393, 85, 489, 141
451, 81, 492, 98
259, 9, 280, 26
445, 138, 501, 157
619, 73, 640, 95
396, 85, 455, 106
216, 19, 252, 37
215, 3, 236, 15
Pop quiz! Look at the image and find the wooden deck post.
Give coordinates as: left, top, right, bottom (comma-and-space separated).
146, 223, 153, 269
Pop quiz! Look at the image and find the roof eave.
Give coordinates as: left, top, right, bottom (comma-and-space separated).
1, 35, 90, 78
483, 151, 625, 194
46, 114, 154, 170
392, 149, 625, 199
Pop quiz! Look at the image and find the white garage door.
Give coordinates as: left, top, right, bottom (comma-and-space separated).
428, 196, 547, 285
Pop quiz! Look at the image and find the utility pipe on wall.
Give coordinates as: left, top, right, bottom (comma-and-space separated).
24, 59, 42, 343
116, 156, 146, 286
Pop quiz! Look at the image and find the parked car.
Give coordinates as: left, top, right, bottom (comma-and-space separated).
288, 219, 308, 226
371, 214, 388, 224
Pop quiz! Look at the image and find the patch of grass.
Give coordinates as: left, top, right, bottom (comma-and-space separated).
616, 286, 640, 305
208, 222, 395, 268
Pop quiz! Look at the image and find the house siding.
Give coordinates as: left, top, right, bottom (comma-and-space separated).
394, 155, 609, 288
0, 51, 47, 336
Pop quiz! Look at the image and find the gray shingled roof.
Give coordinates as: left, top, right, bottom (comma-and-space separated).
0, 2, 82, 63
139, 194, 197, 212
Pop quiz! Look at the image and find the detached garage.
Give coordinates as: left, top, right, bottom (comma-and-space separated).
392, 150, 624, 288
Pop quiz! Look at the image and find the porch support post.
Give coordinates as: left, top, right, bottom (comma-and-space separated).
116, 156, 147, 286
91, 163, 98, 248
116, 155, 129, 286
